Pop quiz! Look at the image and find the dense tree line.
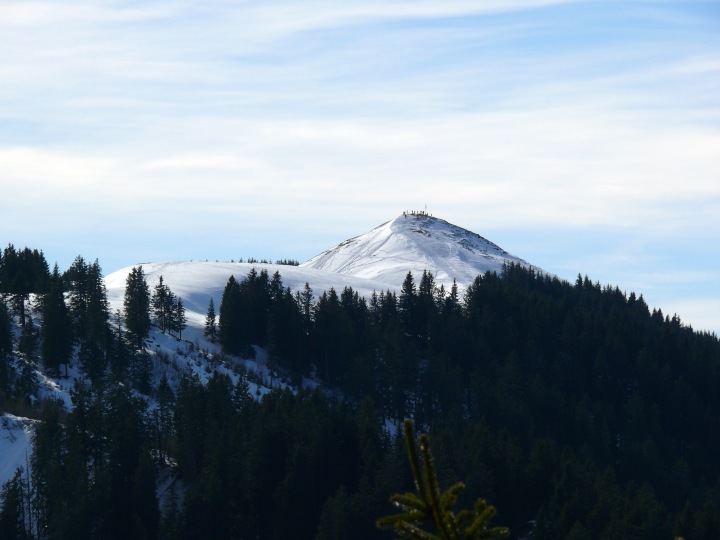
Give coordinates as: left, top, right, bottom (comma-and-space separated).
213, 264, 720, 538
2, 249, 720, 539
163, 374, 392, 540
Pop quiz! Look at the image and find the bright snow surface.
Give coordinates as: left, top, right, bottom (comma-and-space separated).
301, 213, 533, 286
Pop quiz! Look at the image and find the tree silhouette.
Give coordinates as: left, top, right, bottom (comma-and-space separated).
204, 297, 217, 342
123, 266, 150, 350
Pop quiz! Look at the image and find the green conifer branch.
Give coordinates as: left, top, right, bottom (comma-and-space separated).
377, 419, 509, 540
393, 493, 430, 512
405, 420, 429, 505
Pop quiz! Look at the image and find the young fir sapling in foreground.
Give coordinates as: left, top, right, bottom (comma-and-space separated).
377, 418, 510, 540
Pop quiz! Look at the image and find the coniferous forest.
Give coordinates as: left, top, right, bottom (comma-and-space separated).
1, 244, 719, 539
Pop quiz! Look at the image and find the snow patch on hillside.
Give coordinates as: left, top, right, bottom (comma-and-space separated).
0, 415, 37, 487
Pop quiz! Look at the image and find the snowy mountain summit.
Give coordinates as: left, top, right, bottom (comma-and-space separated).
99, 213, 537, 350
301, 212, 535, 288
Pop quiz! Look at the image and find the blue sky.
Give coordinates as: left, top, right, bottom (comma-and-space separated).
1, 0, 719, 334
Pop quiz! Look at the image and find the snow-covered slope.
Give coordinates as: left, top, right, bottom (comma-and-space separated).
105, 262, 391, 337
301, 213, 535, 288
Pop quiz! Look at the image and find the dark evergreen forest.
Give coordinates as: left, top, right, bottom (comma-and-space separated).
1, 244, 719, 539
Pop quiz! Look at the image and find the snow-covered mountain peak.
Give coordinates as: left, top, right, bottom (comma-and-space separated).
99, 214, 537, 346
301, 213, 534, 287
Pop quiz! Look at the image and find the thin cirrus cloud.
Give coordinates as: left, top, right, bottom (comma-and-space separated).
0, 0, 719, 333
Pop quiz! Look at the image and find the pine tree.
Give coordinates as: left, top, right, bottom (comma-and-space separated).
173, 372, 208, 479
40, 264, 73, 376
204, 297, 217, 342
31, 399, 66, 537
123, 266, 151, 350
65, 257, 110, 379
267, 286, 306, 380
0, 299, 12, 397
243, 268, 271, 346
65, 255, 89, 329
297, 282, 314, 339
170, 297, 186, 340
151, 275, 172, 333
85, 259, 110, 349
417, 270, 437, 341
108, 309, 130, 380
16, 315, 39, 403
156, 374, 175, 461
446, 279, 460, 312
269, 270, 283, 301
92, 384, 158, 537
0, 244, 49, 327
164, 289, 177, 334
218, 275, 244, 354
399, 271, 418, 336
0, 468, 32, 540
129, 350, 152, 395
312, 287, 349, 384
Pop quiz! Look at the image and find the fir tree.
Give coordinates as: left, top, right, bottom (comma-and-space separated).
40, 264, 73, 376
156, 374, 175, 461
169, 297, 186, 339
84, 259, 110, 349
399, 271, 418, 337
31, 399, 65, 536
218, 275, 245, 355
204, 297, 217, 342
16, 315, 39, 403
108, 309, 130, 380
298, 282, 314, 337
65, 257, 110, 379
151, 275, 174, 333
123, 266, 151, 350
129, 350, 153, 395
0, 244, 49, 327
0, 468, 32, 540
446, 279, 460, 312
0, 299, 12, 397
65, 255, 89, 329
